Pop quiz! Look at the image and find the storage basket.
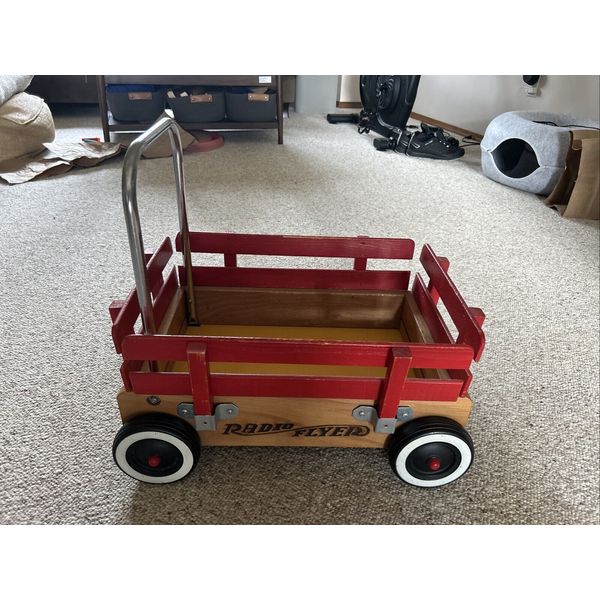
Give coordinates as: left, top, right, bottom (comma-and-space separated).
107, 84, 166, 122
167, 88, 226, 123
225, 88, 277, 122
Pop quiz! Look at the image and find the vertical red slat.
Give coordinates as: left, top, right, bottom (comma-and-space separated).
420, 245, 485, 361
469, 307, 486, 326
427, 256, 449, 305
456, 308, 486, 346
453, 368, 473, 396
109, 300, 126, 323
224, 253, 237, 267
120, 360, 143, 391
413, 274, 454, 343
413, 274, 473, 393
153, 267, 178, 330
353, 257, 368, 271
353, 235, 368, 270
377, 348, 412, 419
110, 238, 174, 353
187, 343, 213, 416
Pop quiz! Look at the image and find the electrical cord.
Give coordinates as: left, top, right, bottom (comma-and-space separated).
533, 120, 600, 130
459, 135, 481, 148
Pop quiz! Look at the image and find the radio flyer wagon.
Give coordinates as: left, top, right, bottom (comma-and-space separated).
110, 116, 486, 487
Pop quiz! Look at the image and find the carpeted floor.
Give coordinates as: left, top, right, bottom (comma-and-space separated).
1, 106, 598, 525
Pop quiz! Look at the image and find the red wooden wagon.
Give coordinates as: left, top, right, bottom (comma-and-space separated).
110, 117, 486, 487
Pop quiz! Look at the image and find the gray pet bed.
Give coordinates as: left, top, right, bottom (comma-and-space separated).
480, 111, 599, 195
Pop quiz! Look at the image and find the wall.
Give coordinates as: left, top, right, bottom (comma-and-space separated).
338, 75, 360, 103
295, 75, 339, 114
413, 75, 600, 135
337, 75, 600, 135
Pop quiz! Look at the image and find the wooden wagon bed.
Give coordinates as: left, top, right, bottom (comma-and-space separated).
110, 232, 485, 448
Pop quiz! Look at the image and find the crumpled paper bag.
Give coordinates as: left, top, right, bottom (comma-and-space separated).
0, 140, 122, 184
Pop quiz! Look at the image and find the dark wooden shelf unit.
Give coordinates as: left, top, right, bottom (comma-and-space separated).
97, 75, 284, 144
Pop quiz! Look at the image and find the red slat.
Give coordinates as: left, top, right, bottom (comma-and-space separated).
120, 360, 144, 390
401, 379, 464, 401
413, 274, 472, 394
109, 300, 126, 323
145, 251, 163, 297
420, 245, 485, 361
110, 238, 174, 353
176, 232, 415, 260
427, 256, 449, 305
412, 274, 454, 344
378, 348, 412, 418
469, 307, 486, 326
130, 371, 192, 395
211, 374, 382, 399
451, 368, 473, 396
121, 335, 474, 369
111, 287, 140, 353
457, 308, 486, 346
128, 371, 464, 402
187, 343, 213, 416
224, 253, 237, 267
147, 237, 173, 288
153, 267, 178, 329
353, 257, 367, 271
130, 372, 381, 399
179, 265, 411, 291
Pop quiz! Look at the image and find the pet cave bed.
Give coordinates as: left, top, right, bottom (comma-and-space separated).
480, 111, 599, 195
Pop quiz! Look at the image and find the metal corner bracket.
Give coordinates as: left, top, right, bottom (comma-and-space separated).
177, 403, 239, 431
352, 405, 413, 434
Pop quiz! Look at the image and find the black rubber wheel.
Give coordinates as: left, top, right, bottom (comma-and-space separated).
389, 416, 474, 488
112, 414, 200, 484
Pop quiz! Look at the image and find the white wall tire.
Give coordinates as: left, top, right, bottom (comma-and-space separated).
112, 414, 200, 484
389, 417, 474, 488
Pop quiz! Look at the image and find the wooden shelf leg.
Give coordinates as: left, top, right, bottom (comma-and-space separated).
97, 75, 110, 143
276, 75, 284, 144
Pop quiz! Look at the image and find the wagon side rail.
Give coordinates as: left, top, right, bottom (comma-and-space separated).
175, 232, 416, 291
415, 244, 486, 362
120, 335, 475, 429
109, 237, 179, 353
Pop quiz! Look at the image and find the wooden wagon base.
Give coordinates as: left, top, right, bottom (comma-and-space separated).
117, 391, 472, 448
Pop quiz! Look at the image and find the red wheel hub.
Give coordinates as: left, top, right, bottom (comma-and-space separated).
427, 456, 441, 471
147, 454, 161, 468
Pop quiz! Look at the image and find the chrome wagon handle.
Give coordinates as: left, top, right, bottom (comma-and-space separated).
121, 112, 197, 335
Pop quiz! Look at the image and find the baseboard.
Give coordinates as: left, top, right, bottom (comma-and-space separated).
332, 104, 483, 141
410, 112, 483, 141
336, 101, 362, 109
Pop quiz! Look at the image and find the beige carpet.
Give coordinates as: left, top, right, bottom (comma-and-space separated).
1, 106, 598, 524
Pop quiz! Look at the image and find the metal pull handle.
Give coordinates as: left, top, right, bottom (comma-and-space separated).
121, 112, 197, 335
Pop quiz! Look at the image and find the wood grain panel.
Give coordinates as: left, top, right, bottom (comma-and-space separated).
117, 391, 473, 448
191, 286, 407, 328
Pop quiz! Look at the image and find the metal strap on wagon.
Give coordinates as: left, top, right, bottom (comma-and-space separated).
121, 113, 197, 337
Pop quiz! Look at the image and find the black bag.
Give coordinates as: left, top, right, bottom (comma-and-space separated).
357, 75, 421, 136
